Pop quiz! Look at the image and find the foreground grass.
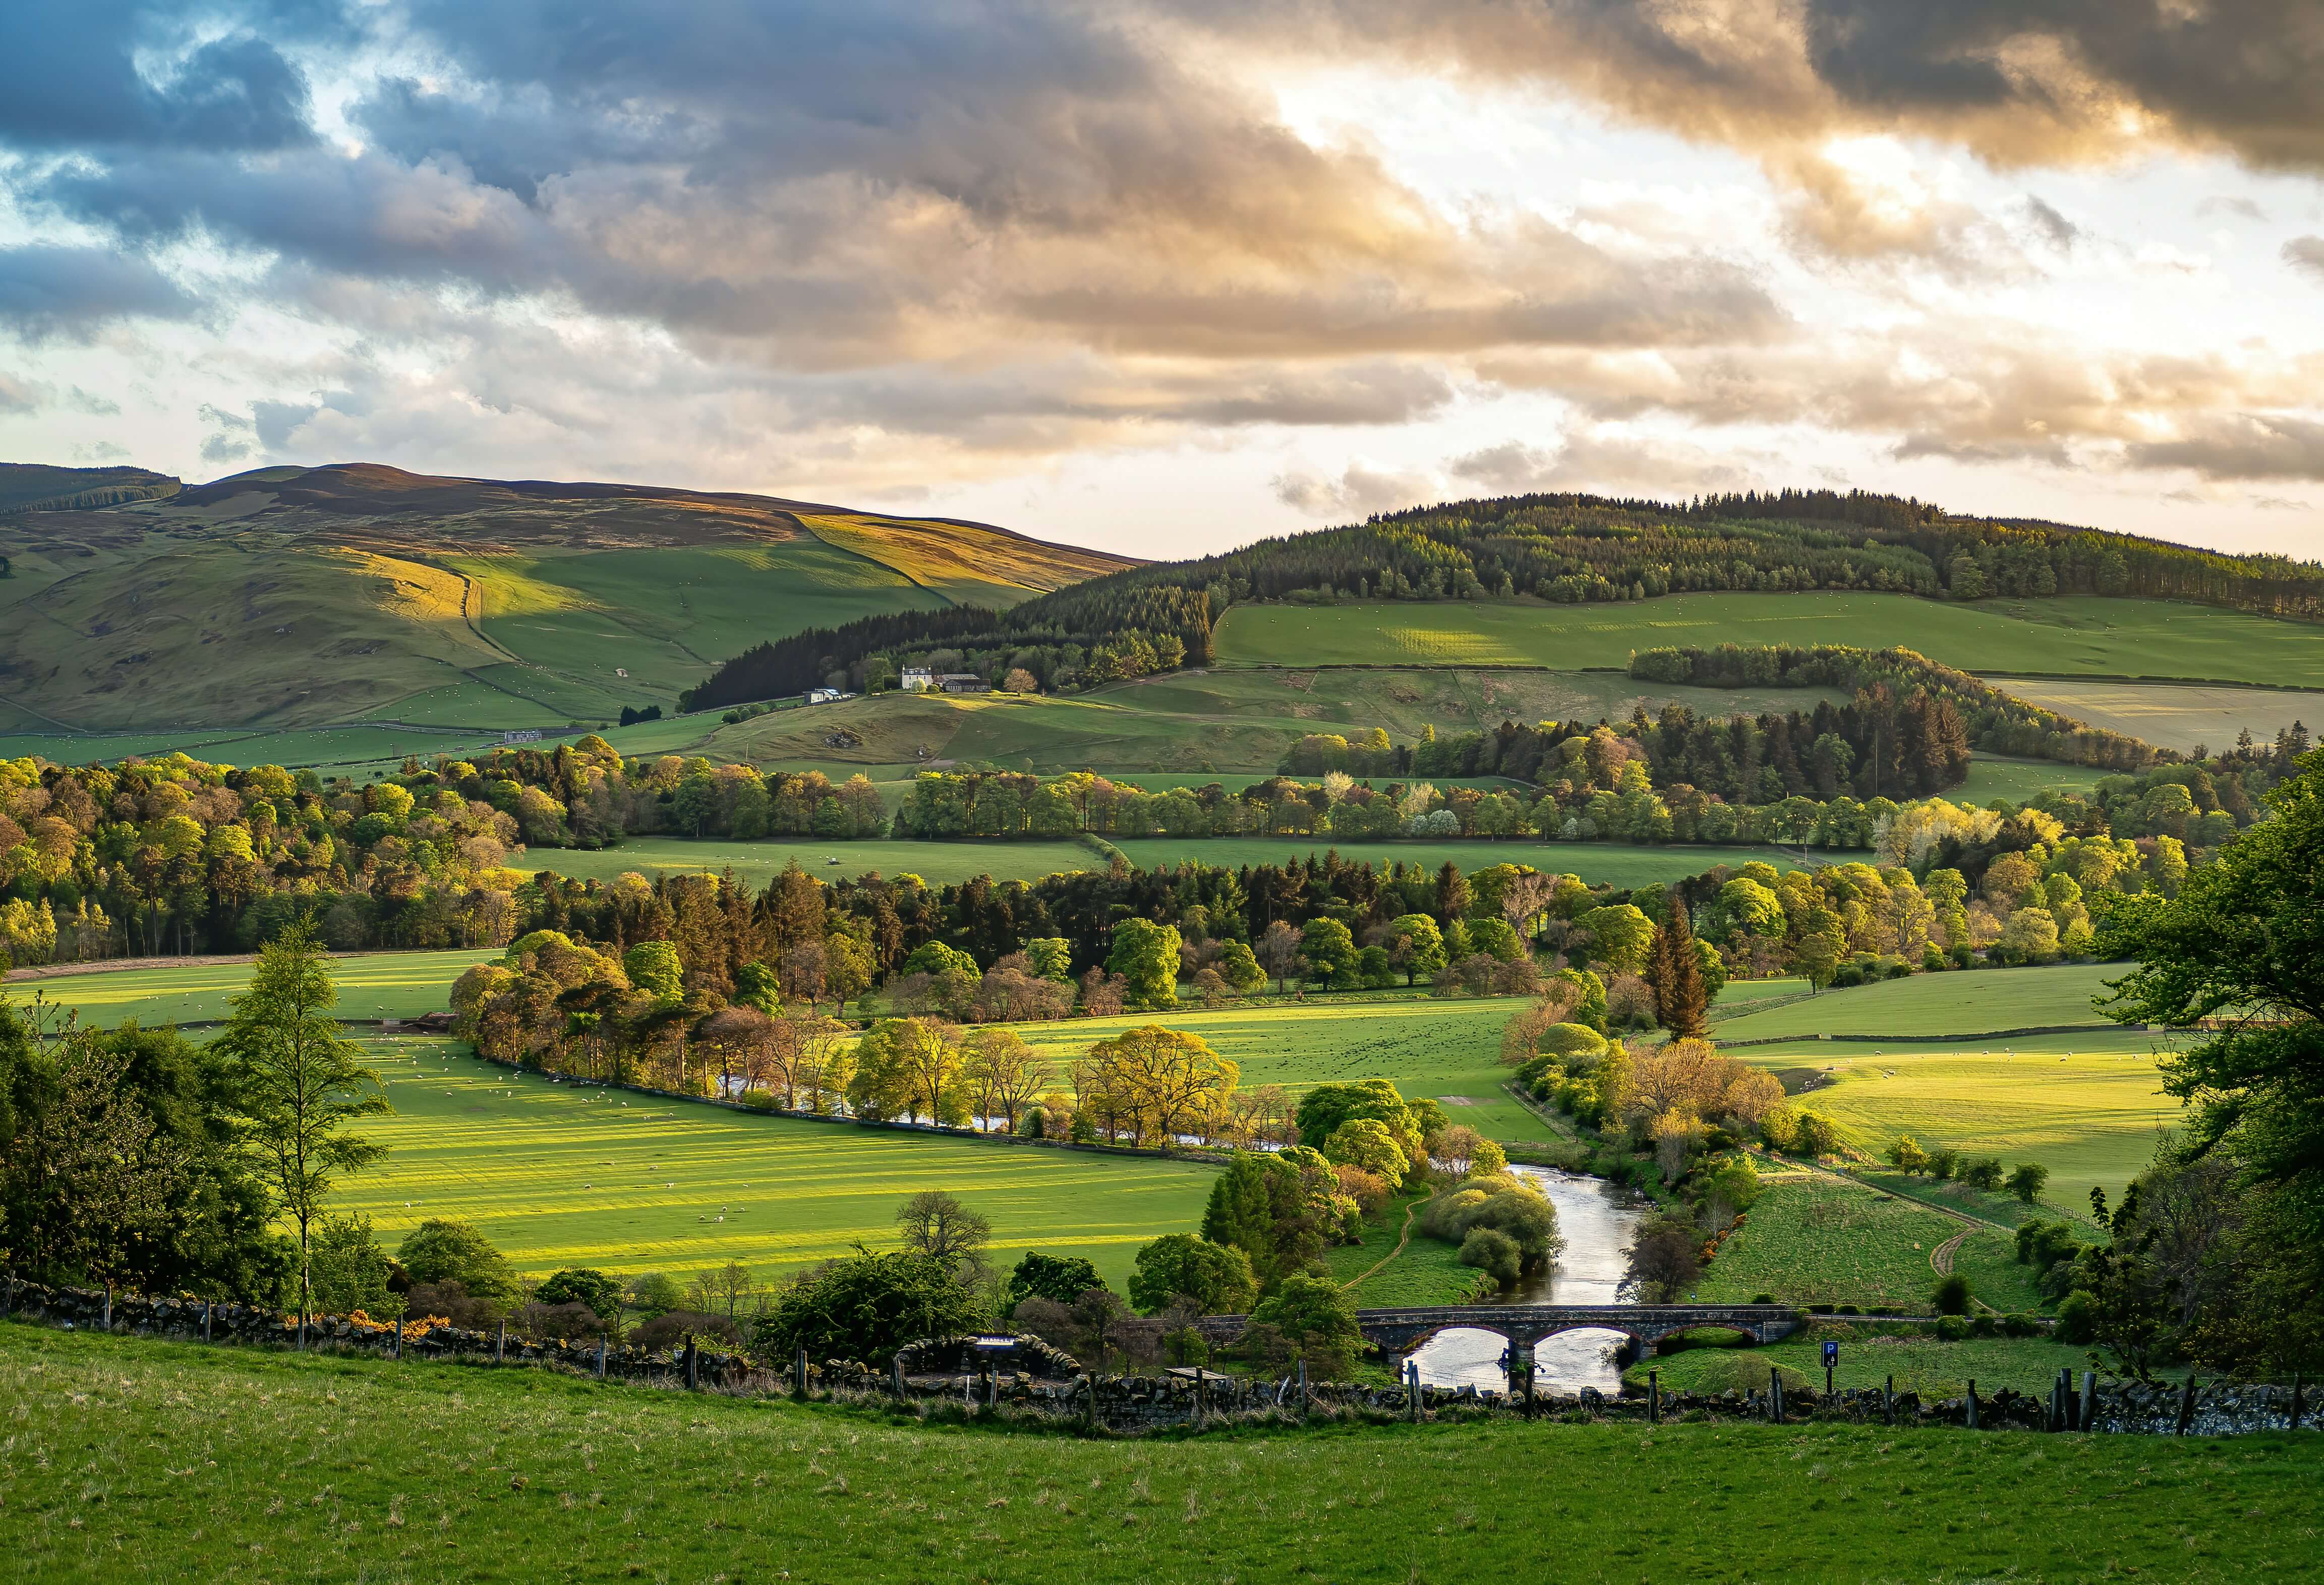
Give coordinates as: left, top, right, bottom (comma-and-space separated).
8, 1326, 2320, 1583
342, 1041, 1214, 1285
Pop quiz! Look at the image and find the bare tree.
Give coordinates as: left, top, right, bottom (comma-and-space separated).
1257, 920, 1305, 992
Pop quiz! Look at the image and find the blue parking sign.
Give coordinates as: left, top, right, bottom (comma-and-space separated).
1822, 1340, 1839, 1366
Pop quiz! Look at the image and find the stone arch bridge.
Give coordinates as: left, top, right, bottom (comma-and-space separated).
1197, 1304, 1798, 1357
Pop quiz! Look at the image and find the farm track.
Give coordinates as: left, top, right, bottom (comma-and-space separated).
1930, 1229, 1967, 1277
1344, 1189, 1433, 1292
1752, 1149, 2017, 1313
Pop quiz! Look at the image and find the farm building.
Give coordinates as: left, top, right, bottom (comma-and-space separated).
938, 673, 988, 693
901, 667, 934, 692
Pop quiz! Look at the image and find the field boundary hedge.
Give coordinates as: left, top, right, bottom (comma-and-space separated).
469, 1049, 1235, 1168
1717, 1022, 2124, 1048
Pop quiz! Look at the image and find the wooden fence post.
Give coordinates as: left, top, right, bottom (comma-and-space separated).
2080, 1371, 2098, 1434
495, 1320, 506, 1364
2177, 1374, 2198, 1435
684, 1338, 699, 1391
1884, 1374, 1895, 1426
596, 1333, 606, 1379
102, 1285, 112, 1332
1298, 1358, 1309, 1420
1648, 1370, 1659, 1425
391, 1319, 400, 1362
1965, 1380, 1978, 1430
2290, 1374, 2303, 1432
891, 1356, 905, 1399
203, 1300, 213, 1345
1083, 1373, 1096, 1431
1769, 1367, 1783, 1423
1407, 1361, 1421, 1424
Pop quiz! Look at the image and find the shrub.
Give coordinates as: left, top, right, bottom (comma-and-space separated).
626, 1272, 683, 1318
404, 1280, 501, 1329
1931, 1273, 1972, 1315
1933, 1315, 1971, 1341
2006, 1162, 2051, 1204
397, 1219, 516, 1302
1246, 1273, 1363, 1375
1960, 1157, 2005, 1192
2054, 1289, 2098, 1344
1127, 1234, 1255, 1316
630, 1311, 743, 1352
1005, 1252, 1106, 1313
1459, 1226, 1523, 1286
752, 1251, 982, 1365
518, 1300, 607, 1341
1417, 1172, 1563, 1269
536, 1268, 622, 1320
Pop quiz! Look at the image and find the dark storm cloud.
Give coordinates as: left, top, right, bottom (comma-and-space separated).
2130, 416, 2324, 483
0, 3, 324, 151
0, 245, 196, 336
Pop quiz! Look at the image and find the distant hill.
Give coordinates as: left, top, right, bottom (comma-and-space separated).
681, 487, 2324, 710
0, 462, 181, 515
0, 461, 1133, 734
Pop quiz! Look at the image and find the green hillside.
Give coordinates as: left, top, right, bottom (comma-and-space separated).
0, 462, 1130, 738
1216, 592, 2324, 687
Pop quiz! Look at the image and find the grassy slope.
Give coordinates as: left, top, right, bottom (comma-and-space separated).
1955, 754, 2111, 804
14, 1329, 2317, 1585
1748, 1042, 2174, 1202
1711, 963, 2121, 1038
1215, 592, 2324, 687
1630, 1331, 2102, 1399
1011, 999, 1551, 1146
344, 1040, 1212, 1285
1988, 676, 2324, 755
4, 948, 499, 1029
1695, 1176, 2043, 1311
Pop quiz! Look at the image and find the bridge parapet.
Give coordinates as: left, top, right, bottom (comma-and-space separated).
1194, 1303, 1798, 1355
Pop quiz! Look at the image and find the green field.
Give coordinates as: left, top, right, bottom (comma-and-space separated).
1011, 999, 1550, 1146
1629, 1330, 2103, 1399
521, 833, 1799, 892
343, 1040, 1212, 1286
1745, 1042, 2174, 1202
16, 1328, 2317, 1585
6, 949, 499, 1030
1989, 676, 2324, 755
1696, 1176, 2043, 1312
1954, 754, 2112, 805
1711, 962, 2121, 1040
1323, 1193, 1484, 1307
530, 837, 1102, 889
1214, 593, 2324, 687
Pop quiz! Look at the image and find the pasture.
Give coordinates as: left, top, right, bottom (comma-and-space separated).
16, 1330, 2318, 1585
5, 949, 499, 1030
343, 1040, 1214, 1286
1953, 754, 2110, 805
1629, 1330, 2100, 1399
1709, 962, 2122, 1039
1987, 676, 2324, 756
1213, 592, 2324, 687
1011, 998, 1547, 1145
1694, 1176, 2043, 1312
1746, 1041, 2175, 1203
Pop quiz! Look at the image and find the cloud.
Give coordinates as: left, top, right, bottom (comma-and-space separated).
0, 12, 319, 152
2284, 237, 2324, 283
0, 246, 195, 338
2023, 196, 2078, 251
1272, 461, 1437, 517
2128, 415, 2324, 482
0, 371, 42, 414
1448, 431, 1757, 496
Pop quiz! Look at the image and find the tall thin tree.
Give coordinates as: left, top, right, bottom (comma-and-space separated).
216, 921, 390, 1340
1650, 907, 1711, 1041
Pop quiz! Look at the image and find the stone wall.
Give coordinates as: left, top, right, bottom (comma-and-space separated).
4, 1278, 2310, 1438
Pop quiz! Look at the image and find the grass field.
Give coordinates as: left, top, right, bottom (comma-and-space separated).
15, 1328, 2317, 1585
1629, 1330, 2102, 1399
5, 949, 499, 1029
1954, 754, 2112, 805
1323, 1192, 1483, 1307
1710, 962, 2121, 1039
1744, 1041, 2175, 1202
520, 833, 1801, 892
1011, 999, 1549, 1146
1989, 676, 2324, 755
1214, 592, 2324, 687
343, 1040, 1213, 1286
1695, 1176, 2043, 1311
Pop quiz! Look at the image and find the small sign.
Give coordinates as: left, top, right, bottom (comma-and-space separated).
1822, 1340, 1839, 1366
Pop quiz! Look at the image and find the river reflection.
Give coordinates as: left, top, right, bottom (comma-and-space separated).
1406, 1166, 1645, 1394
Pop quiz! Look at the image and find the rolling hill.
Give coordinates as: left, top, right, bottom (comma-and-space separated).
0, 462, 1132, 738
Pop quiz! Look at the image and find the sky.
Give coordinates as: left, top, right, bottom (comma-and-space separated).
3, 2, 2323, 563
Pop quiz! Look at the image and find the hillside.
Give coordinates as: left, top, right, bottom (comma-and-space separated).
0, 462, 1132, 736
682, 487, 2324, 711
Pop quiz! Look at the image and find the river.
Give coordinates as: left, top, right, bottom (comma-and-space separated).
1405, 1164, 1647, 1394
